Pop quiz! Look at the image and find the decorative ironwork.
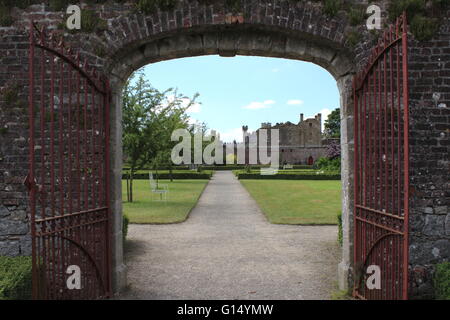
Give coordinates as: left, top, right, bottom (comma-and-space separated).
353, 12, 410, 300
28, 22, 112, 299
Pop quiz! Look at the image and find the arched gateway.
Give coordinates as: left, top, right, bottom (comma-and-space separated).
0, 0, 449, 300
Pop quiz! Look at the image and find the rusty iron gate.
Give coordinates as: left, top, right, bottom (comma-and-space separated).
353, 13, 410, 300
27, 23, 112, 299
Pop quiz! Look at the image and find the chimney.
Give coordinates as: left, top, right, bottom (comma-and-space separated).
300, 114, 304, 122
317, 113, 322, 126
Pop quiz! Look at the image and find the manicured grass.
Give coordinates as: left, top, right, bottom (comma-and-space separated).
240, 180, 341, 225
122, 179, 209, 224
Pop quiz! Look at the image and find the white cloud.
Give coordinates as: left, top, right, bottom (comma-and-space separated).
186, 100, 201, 113
242, 100, 276, 110
287, 99, 304, 105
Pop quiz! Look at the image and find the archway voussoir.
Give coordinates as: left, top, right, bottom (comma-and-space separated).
143, 41, 161, 62
201, 32, 219, 55
284, 37, 307, 59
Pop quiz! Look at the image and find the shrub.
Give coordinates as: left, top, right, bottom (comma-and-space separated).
315, 157, 341, 172
434, 262, 450, 300
123, 214, 130, 241
337, 211, 343, 246
0, 256, 32, 300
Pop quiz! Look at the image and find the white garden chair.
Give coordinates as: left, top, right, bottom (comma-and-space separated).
149, 173, 169, 201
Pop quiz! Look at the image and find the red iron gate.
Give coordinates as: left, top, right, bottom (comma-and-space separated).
27, 23, 111, 299
353, 13, 410, 300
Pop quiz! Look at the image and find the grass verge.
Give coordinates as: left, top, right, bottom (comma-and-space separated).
240, 180, 341, 225
122, 179, 209, 224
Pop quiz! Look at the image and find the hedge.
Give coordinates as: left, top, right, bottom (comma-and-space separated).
434, 262, 450, 300
123, 172, 212, 180
236, 173, 341, 180
0, 256, 32, 300
202, 165, 314, 170
123, 165, 190, 171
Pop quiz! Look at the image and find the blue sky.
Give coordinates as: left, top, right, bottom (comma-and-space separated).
142, 55, 339, 142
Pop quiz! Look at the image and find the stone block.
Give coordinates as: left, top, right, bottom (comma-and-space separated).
0, 220, 28, 236
422, 215, 445, 237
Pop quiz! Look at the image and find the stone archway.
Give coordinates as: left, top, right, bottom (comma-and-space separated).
104, 25, 356, 293
1, 0, 448, 300
0, 0, 378, 297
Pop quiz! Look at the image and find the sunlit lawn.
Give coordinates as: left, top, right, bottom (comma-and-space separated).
240, 180, 341, 225
122, 179, 209, 224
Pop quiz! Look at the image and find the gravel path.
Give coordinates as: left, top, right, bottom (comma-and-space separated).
119, 171, 340, 300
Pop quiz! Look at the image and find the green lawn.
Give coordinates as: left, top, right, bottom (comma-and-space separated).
122, 179, 209, 224
240, 180, 341, 225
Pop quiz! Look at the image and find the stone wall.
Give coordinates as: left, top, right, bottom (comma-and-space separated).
279, 146, 327, 165
407, 10, 450, 299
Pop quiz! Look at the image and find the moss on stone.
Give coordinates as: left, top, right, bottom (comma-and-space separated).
347, 6, 366, 26
49, 0, 70, 12
81, 9, 108, 33
1, 83, 20, 106
136, 0, 177, 15
387, 0, 449, 41
410, 14, 440, 41
0, 4, 13, 27
346, 30, 362, 48
322, 0, 343, 17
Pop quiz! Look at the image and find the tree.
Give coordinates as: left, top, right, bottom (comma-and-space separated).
324, 108, 340, 138
122, 70, 198, 202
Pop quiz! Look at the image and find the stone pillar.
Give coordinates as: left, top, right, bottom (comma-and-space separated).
337, 74, 355, 293
108, 75, 127, 295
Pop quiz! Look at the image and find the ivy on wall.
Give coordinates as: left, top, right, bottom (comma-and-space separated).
0, 0, 449, 42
